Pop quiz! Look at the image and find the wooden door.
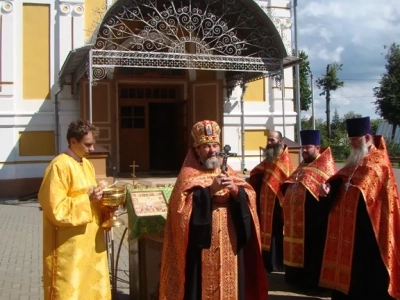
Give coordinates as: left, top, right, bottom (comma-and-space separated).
189, 80, 224, 126
118, 104, 149, 173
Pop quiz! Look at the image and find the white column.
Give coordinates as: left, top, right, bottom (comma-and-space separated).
58, 3, 73, 70
0, 1, 15, 98
72, 2, 85, 48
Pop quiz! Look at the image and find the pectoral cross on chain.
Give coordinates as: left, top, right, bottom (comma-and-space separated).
216, 144, 237, 172
130, 161, 139, 186
293, 170, 304, 189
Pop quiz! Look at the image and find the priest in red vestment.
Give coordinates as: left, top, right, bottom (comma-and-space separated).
281, 130, 336, 290
319, 117, 400, 300
249, 131, 293, 272
159, 120, 268, 300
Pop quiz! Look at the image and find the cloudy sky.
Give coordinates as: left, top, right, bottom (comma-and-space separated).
297, 0, 400, 121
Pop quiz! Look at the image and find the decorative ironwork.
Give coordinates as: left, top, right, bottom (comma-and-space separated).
89, 50, 282, 86
93, 0, 283, 59
92, 50, 281, 70
80, 0, 296, 87
272, 73, 282, 89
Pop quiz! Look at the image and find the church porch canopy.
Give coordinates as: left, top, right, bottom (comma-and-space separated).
58, 0, 301, 120
59, 0, 300, 85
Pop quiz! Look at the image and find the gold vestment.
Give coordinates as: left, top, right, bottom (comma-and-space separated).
38, 153, 111, 300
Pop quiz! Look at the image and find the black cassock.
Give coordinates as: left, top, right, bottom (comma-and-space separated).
283, 188, 327, 291
320, 179, 395, 300
183, 186, 252, 300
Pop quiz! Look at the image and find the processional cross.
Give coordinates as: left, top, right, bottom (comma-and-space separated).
129, 161, 139, 186
216, 145, 237, 172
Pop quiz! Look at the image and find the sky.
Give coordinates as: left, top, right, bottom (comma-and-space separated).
296, 0, 400, 121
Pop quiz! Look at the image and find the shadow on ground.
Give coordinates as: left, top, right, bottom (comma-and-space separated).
268, 272, 331, 300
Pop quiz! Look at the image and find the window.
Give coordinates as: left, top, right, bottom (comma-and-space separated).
120, 106, 146, 129
119, 87, 178, 99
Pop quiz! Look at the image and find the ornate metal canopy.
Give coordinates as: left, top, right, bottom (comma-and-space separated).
76, 0, 299, 87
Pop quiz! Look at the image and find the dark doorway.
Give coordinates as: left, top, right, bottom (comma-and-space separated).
149, 103, 180, 171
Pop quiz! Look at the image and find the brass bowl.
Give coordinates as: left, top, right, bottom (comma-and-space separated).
101, 186, 126, 207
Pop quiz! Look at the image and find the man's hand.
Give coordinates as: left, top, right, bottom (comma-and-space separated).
320, 183, 331, 197
88, 185, 103, 202
211, 174, 237, 195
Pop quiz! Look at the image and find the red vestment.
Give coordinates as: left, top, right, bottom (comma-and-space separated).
282, 147, 336, 267
320, 136, 400, 299
250, 146, 293, 251
159, 149, 268, 300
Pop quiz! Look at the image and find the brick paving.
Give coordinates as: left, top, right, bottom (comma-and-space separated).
4, 164, 400, 299
0, 198, 329, 300
0, 200, 43, 300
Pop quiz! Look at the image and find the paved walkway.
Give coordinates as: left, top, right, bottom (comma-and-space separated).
0, 197, 328, 300
4, 163, 400, 299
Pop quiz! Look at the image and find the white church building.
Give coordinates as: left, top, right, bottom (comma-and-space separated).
0, 0, 299, 198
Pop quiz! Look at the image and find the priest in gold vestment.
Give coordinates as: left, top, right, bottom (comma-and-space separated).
38, 120, 111, 300
159, 120, 268, 300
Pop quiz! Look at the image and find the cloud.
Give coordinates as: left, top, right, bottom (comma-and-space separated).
297, 0, 399, 120
311, 81, 378, 120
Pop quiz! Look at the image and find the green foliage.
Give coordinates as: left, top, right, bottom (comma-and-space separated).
316, 63, 345, 92
331, 109, 342, 132
386, 138, 400, 157
328, 128, 350, 160
370, 119, 383, 135
373, 43, 400, 126
343, 111, 362, 120
315, 63, 344, 138
300, 114, 399, 159
293, 50, 312, 111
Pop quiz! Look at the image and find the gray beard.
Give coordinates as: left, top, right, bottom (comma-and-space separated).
345, 138, 369, 168
201, 156, 221, 170
264, 145, 282, 162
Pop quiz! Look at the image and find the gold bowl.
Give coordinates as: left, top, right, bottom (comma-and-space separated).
101, 186, 127, 228
101, 186, 126, 207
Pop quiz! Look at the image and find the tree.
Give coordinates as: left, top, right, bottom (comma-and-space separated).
331, 109, 341, 132
316, 63, 344, 139
343, 111, 362, 120
373, 43, 400, 126
293, 50, 313, 111
371, 119, 383, 135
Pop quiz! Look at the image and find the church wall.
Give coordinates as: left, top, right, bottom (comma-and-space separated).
0, 0, 84, 198
0, 0, 295, 197
223, 0, 296, 172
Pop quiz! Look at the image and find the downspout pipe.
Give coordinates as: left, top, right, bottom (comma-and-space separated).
54, 80, 64, 154
293, 0, 302, 142
240, 83, 248, 174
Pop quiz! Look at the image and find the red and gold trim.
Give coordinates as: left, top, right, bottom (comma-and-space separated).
282, 147, 336, 267
320, 136, 400, 299
283, 184, 307, 267
191, 120, 221, 147
159, 148, 267, 300
251, 145, 293, 251
319, 185, 360, 293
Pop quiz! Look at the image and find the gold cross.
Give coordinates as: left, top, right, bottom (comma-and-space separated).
129, 161, 139, 185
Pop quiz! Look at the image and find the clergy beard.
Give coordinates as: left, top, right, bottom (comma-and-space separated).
264, 144, 283, 162
303, 155, 317, 164
201, 156, 221, 170
345, 137, 369, 167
